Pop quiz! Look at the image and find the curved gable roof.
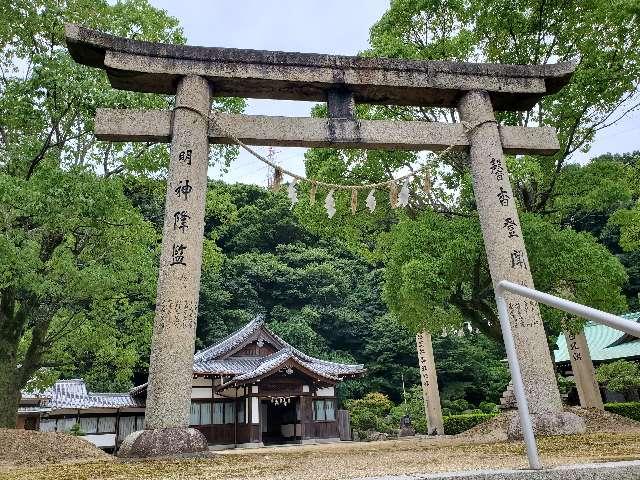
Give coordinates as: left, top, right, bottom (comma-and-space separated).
554, 313, 640, 363
132, 316, 365, 395
193, 315, 365, 383
194, 315, 270, 363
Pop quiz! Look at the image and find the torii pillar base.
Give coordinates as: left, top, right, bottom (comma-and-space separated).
506, 411, 585, 441
117, 428, 208, 458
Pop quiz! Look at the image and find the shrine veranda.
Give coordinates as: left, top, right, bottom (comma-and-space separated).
64, 23, 584, 457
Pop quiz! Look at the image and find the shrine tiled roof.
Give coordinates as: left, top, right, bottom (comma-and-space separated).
194, 315, 267, 363
233, 348, 296, 382
193, 356, 262, 375
192, 316, 365, 384
554, 313, 640, 363
20, 379, 144, 412
129, 317, 364, 395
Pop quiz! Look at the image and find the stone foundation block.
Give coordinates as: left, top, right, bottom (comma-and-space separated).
117, 428, 208, 458
507, 411, 585, 440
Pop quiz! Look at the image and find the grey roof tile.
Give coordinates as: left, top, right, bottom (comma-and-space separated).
192, 316, 365, 384
21, 379, 144, 411
194, 315, 266, 362
26, 316, 366, 403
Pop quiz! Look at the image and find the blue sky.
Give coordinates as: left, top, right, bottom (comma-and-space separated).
149, 0, 639, 186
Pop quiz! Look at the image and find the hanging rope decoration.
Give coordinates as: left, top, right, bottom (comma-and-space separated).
325, 189, 336, 218
173, 106, 492, 218
287, 179, 298, 208
366, 189, 377, 212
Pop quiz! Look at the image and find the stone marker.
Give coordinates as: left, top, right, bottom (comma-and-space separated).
398, 415, 417, 437
416, 331, 444, 435
117, 75, 211, 457
458, 90, 584, 437
564, 328, 603, 409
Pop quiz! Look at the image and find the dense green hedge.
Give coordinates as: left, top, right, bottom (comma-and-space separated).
604, 402, 640, 421
443, 413, 496, 435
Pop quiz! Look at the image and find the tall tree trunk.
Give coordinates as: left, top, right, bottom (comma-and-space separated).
0, 236, 62, 428
0, 359, 21, 428
0, 289, 24, 428
0, 289, 46, 429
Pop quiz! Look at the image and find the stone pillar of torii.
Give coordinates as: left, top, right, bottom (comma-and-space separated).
65, 24, 587, 457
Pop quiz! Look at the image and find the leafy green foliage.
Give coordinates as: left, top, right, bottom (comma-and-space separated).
442, 399, 472, 415
0, 165, 158, 425
604, 402, 640, 422
433, 334, 509, 404
478, 401, 499, 414
345, 392, 394, 433
443, 413, 495, 435
552, 152, 640, 309
346, 392, 395, 418
298, 1, 639, 344
379, 209, 627, 339
388, 385, 428, 433
69, 423, 85, 436
557, 374, 576, 396
596, 360, 640, 394
0, 0, 190, 428
348, 386, 495, 436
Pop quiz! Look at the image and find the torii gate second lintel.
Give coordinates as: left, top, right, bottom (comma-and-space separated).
64, 24, 584, 457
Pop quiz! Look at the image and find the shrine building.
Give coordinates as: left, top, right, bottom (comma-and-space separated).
18, 316, 365, 450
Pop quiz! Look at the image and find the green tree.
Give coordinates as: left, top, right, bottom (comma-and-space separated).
294, 1, 638, 347
379, 210, 628, 339
432, 333, 509, 405
367, 0, 640, 214
0, 0, 246, 428
0, 1, 164, 428
551, 152, 640, 309
596, 359, 640, 400
0, 167, 157, 427
345, 392, 394, 432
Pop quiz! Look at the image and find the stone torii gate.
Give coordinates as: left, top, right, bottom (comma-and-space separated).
65, 24, 583, 457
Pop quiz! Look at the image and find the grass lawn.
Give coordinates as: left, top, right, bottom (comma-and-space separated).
2, 433, 640, 480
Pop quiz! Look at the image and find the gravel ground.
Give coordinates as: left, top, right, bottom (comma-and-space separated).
0, 429, 111, 467
2, 432, 640, 480
459, 407, 640, 443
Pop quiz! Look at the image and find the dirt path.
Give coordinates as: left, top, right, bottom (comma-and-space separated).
2, 433, 640, 480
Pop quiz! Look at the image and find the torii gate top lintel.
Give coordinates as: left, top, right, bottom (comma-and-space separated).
65, 24, 574, 111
